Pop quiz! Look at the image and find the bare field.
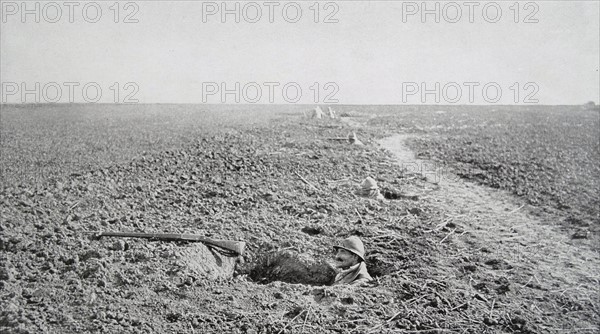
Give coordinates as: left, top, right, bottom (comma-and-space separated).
367, 105, 600, 234
0, 104, 303, 187
1, 104, 598, 333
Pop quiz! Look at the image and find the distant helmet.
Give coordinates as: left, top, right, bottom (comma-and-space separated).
361, 177, 378, 190
313, 106, 324, 119
334, 236, 366, 262
348, 132, 357, 142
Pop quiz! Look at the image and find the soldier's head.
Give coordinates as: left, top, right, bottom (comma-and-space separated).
333, 236, 366, 269
361, 177, 378, 191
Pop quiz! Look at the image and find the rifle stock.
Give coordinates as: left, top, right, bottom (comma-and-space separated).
94, 231, 245, 256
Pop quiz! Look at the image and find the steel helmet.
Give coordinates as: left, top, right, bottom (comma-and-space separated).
361, 177, 378, 190
334, 236, 366, 262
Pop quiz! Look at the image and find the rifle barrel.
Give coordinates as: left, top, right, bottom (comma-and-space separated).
95, 231, 245, 256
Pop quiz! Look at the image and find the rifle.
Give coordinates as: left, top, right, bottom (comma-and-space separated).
92, 231, 245, 257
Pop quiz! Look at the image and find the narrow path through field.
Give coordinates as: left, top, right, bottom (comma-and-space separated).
378, 134, 599, 332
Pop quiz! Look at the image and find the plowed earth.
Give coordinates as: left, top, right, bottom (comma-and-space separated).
1, 105, 598, 333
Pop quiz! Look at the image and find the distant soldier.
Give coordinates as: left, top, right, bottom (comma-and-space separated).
358, 177, 384, 200
348, 132, 364, 146
332, 236, 373, 286
312, 106, 324, 119
327, 106, 336, 119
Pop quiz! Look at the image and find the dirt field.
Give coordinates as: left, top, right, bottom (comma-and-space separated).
1, 104, 598, 333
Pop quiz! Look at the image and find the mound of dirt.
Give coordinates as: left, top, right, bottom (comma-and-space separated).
170, 243, 239, 280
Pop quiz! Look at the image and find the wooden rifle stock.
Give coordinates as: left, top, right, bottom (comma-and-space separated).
94, 231, 245, 256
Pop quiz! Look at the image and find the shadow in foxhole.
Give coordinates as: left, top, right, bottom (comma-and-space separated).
366, 255, 402, 278
237, 249, 399, 286
381, 188, 419, 201
238, 250, 337, 286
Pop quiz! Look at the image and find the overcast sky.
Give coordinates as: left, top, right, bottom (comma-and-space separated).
1, 1, 599, 104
